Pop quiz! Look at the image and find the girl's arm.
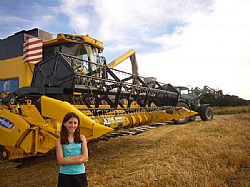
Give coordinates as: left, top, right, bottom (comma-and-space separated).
80, 135, 89, 162
56, 138, 88, 166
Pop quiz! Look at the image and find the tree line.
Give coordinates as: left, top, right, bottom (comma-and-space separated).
200, 94, 250, 107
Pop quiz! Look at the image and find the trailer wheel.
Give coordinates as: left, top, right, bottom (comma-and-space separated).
174, 102, 190, 124
199, 105, 213, 121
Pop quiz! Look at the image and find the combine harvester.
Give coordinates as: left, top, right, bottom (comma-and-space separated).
0, 28, 199, 160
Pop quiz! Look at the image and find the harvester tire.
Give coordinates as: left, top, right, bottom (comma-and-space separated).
174, 102, 190, 124
199, 105, 213, 121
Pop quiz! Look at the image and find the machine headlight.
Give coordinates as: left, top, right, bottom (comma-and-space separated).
64, 34, 83, 42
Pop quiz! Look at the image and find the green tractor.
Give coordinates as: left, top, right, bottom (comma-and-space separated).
174, 85, 223, 124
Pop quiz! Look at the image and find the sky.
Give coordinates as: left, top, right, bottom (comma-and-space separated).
0, 0, 250, 99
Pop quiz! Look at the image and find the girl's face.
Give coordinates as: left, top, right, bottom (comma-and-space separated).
64, 117, 79, 134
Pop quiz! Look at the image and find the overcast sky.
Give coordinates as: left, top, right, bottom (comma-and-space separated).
1, 0, 250, 99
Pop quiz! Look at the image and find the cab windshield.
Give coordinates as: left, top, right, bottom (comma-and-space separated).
61, 43, 100, 64
43, 43, 100, 64
43, 43, 101, 73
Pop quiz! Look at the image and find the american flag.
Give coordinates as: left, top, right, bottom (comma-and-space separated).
23, 35, 43, 64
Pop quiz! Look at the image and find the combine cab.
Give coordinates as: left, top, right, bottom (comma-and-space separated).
0, 28, 196, 159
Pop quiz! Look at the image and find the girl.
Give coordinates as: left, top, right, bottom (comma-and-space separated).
56, 112, 88, 187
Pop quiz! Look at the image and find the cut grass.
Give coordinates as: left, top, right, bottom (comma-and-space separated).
86, 113, 250, 187
213, 105, 250, 115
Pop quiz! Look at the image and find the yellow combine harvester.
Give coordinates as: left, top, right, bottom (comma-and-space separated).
0, 28, 197, 160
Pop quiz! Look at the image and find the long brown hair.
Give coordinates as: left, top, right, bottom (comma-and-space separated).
60, 112, 83, 144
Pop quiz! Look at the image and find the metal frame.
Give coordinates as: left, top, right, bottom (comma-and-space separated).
5, 52, 179, 115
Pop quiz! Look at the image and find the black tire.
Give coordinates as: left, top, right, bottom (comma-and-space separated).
199, 105, 213, 121
174, 102, 190, 124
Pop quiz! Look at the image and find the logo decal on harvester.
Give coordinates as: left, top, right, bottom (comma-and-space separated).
0, 117, 14, 129
103, 117, 126, 126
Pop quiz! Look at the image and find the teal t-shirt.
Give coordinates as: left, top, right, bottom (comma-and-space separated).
59, 142, 85, 175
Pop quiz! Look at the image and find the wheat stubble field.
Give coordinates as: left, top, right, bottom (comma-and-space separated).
0, 107, 249, 187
